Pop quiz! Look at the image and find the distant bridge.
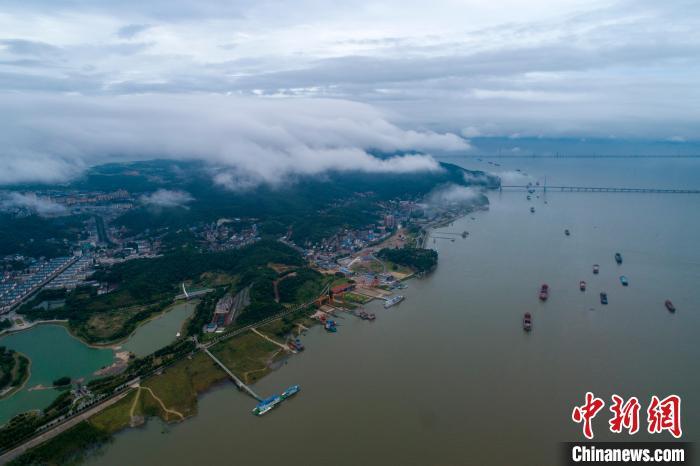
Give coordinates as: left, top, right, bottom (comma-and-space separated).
461, 155, 700, 159
499, 185, 700, 194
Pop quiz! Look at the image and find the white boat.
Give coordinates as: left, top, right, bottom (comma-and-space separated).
384, 295, 405, 308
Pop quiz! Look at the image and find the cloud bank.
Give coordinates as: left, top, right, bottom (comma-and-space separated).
423, 184, 483, 210
0, 192, 67, 216
0, 0, 698, 141
139, 189, 194, 208
0, 93, 466, 186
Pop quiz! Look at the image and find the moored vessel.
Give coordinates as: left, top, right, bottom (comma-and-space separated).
252, 396, 282, 416
384, 295, 405, 308
281, 385, 300, 400
288, 338, 304, 351
324, 320, 337, 332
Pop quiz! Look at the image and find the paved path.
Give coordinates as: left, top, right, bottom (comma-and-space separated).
141, 387, 184, 421
251, 328, 295, 353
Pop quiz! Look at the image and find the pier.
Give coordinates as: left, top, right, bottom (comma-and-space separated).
500, 185, 700, 194
202, 348, 261, 401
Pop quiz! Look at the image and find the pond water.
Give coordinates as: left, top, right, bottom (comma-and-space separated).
0, 301, 196, 424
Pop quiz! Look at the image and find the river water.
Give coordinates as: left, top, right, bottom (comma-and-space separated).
0, 302, 195, 424
81, 158, 700, 464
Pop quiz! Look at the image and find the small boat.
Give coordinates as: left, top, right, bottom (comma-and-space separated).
619, 276, 629, 286
665, 300, 676, 313
526, 195, 532, 200
384, 295, 405, 308
593, 264, 600, 274
615, 253, 623, 264
281, 385, 300, 400
523, 312, 532, 332
324, 320, 337, 332
564, 229, 570, 236
579, 281, 586, 291
539, 284, 549, 301
600, 292, 608, 305
530, 207, 535, 213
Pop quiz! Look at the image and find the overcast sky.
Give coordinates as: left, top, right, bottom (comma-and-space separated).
1, 0, 698, 185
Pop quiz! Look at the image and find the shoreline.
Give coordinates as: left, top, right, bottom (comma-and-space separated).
0, 352, 32, 402
0, 300, 196, 352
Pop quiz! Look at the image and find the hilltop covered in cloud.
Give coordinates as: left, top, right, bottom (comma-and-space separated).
0, 93, 465, 187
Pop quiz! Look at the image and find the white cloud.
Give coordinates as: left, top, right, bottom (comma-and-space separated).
0, 93, 465, 186
423, 184, 483, 209
492, 170, 532, 184
139, 189, 194, 208
0, 192, 67, 216
0, 0, 698, 141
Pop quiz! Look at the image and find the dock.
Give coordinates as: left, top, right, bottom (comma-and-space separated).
202, 348, 261, 401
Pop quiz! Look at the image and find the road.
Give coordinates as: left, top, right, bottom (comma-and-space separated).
0, 389, 133, 465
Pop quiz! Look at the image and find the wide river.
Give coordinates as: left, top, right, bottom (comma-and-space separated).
80, 157, 697, 465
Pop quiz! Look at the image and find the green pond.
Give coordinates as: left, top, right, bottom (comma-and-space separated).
0, 301, 195, 424
120, 301, 196, 358
0, 325, 113, 424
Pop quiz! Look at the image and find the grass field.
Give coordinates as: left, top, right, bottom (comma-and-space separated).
211, 332, 281, 384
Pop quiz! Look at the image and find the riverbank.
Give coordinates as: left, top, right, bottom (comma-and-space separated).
5, 276, 398, 465
0, 352, 31, 401
2, 216, 458, 465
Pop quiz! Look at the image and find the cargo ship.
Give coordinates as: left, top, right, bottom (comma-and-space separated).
615, 252, 623, 264
384, 295, 405, 308
281, 385, 300, 400
523, 312, 532, 332
252, 396, 282, 416
665, 300, 676, 313
600, 292, 608, 305
620, 276, 629, 286
539, 284, 549, 301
